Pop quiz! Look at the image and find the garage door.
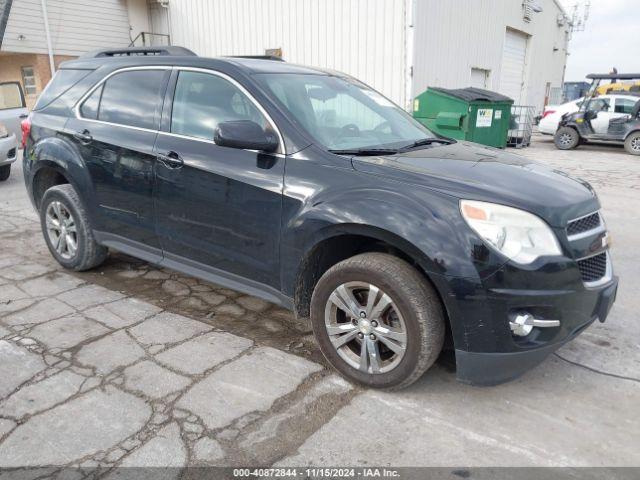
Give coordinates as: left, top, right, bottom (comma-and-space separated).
499, 29, 528, 103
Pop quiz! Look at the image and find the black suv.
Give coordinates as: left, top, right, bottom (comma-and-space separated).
23, 47, 617, 389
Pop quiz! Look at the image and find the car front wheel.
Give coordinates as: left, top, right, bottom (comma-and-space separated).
310, 253, 445, 390
39, 184, 108, 271
624, 131, 640, 156
554, 126, 580, 150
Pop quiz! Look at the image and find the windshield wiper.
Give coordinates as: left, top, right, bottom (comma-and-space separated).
328, 148, 399, 156
399, 137, 454, 151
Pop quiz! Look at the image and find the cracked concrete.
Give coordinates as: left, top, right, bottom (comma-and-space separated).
0, 138, 639, 470
77, 330, 147, 375
176, 347, 322, 430
155, 331, 253, 375
0, 386, 151, 467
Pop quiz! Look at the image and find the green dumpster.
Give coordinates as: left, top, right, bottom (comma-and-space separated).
413, 87, 513, 148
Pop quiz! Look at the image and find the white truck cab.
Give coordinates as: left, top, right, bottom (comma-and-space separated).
0, 82, 28, 181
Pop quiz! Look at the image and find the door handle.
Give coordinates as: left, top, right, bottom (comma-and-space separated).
73, 129, 93, 144
157, 150, 184, 169
19, 113, 28, 119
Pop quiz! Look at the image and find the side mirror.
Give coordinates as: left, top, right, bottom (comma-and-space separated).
214, 120, 279, 153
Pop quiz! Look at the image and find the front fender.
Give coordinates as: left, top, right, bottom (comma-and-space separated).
280, 175, 501, 297
288, 189, 465, 273
558, 111, 586, 130
280, 184, 493, 355
625, 128, 640, 140
557, 112, 573, 128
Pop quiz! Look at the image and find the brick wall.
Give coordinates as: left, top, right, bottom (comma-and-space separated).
0, 52, 76, 109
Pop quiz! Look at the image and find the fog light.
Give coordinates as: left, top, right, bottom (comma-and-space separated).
510, 314, 534, 336
509, 313, 561, 337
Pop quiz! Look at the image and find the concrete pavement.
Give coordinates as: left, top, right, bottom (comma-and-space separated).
0, 136, 638, 472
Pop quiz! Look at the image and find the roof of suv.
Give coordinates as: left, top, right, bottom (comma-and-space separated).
60, 51, 330, 76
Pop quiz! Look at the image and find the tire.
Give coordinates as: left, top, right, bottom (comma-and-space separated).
554, 126, 580, 150
0, 165, 10, 181
39, 184, 108, 271
624, 131, 640, 156
310, 253, 445, 390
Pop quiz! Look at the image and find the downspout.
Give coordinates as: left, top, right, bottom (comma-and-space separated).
40, 0, 55, 76
161, 0, 172, 45
404, 0, 415, 112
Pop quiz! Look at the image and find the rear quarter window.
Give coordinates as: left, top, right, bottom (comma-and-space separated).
80, 84, 103, 120
34, 69, 93, 111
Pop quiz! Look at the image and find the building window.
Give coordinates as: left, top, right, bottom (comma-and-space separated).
21, 66, 37, 96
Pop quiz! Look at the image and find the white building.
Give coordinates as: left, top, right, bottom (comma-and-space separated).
156, 0, 571, 113
1, 0, 571, 113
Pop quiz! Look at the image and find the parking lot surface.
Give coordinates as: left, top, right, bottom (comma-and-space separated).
0, 136, 639, 471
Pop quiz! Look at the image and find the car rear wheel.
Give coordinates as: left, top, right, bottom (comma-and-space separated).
624, 132, 640, 156
310, 253, 445, 390
40, 184, 108, 271
0, 165, 10, 181
554, 127, 580, 150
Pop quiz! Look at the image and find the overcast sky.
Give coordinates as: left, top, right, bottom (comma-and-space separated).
560, 0, 640, 81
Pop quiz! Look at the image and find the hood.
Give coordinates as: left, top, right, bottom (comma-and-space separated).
351, 141, 598, 227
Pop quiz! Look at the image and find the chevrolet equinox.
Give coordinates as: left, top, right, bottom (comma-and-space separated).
22, 47, 618, 389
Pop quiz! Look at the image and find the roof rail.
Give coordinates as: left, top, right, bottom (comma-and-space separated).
226, 55, 285, 62
81, 46, 197, 58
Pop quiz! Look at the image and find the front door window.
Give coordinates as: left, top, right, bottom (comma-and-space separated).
171, 70, 270, 142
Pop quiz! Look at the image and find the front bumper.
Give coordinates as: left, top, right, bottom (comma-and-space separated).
431, 251, 618, 386
0, 134, 18, 166
455, 277, 618, 385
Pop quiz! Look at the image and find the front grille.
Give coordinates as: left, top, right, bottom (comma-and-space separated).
577, 253, 608, 283
567, 212, 601, 236
7, 148, 16, 159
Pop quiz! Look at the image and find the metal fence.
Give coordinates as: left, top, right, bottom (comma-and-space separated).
129, 32, 171, 47
507, 105, 536, 148
549, 87, 564, 106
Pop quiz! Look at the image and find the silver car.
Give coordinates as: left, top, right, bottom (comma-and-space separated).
0, 82, 28, 181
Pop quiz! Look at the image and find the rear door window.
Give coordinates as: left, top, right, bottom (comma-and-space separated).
82, 69, 167, 130
34, 69, 92, 110
0, 82, 26, 110
614, 98, 637, 114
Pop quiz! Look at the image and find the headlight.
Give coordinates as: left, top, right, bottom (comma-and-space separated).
0, 123, 7, 138
460, 200, 562, 264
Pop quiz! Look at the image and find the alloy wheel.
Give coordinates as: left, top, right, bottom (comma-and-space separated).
323, 281, 407, 374
45, 201, 78, 260
558, 132, 573, 147
631, 137, 640, 153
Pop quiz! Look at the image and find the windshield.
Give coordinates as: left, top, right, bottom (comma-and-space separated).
255, 73, 435, 151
